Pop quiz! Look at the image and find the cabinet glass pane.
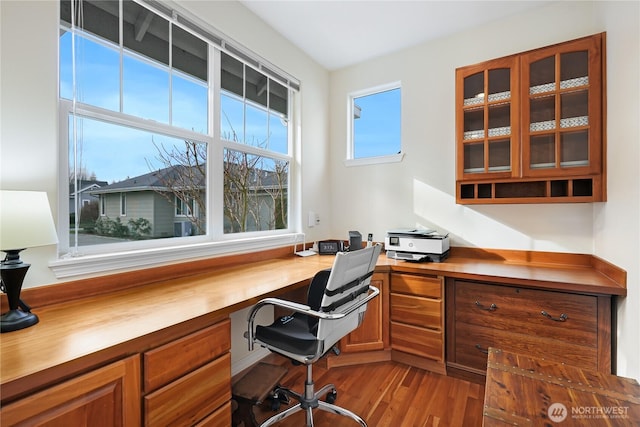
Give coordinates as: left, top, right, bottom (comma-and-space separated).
464, 142, 484, 173
488, 104, 510, 136
530, 95, 555, 131
530, 134, 555, 168
530, 56, 555, 93
488, 68, 510, 101
560, 51, 589, 87
489, 139, 510, 171
560, 90, 589, 127
561, 130, 589, 167
463, 72, 484, 106
463, 109, 484, 140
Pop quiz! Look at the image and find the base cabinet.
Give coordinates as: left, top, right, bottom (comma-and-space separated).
0, 355, 141, 426
390, 273, 445, 373
0, 320, 233, 427
446, 278, 612, 382
340, 272, 388, 353
143, 319, 232, 426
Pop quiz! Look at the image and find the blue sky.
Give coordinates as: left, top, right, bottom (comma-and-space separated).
354, 88, 401, 158
61, 30, 287, 184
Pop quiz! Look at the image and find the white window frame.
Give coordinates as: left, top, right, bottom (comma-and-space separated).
345, 81, 404, 167
52, 0, 302, 279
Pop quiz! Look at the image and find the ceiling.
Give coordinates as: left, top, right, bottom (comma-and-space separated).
239, 0, 553, 70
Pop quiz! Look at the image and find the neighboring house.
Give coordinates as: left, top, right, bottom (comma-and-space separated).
69, 180, 108, 213
90, 166, 205, 238
90, 163, 288, 238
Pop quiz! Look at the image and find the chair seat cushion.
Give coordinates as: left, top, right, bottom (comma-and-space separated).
255, 314, 321, 357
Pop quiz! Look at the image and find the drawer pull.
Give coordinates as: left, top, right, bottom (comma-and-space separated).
475, 344, 489, 354
475, 301, 497, 311
541, 311, 568, 322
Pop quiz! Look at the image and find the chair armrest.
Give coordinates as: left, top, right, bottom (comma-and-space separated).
246, 285, 379, 351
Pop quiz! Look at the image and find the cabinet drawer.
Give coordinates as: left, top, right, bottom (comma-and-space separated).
455, 323, 598, 372
144, 353, 231, 426
391, 321, 443, 361
144, 319, 231, 392
391, 273, 442, 298
455, 281, 598, 347
195, 401, 232, 427
390, 293, 441, 329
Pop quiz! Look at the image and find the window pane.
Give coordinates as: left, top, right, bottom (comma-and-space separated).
60, 0, 119, 45
123, 53, 169, 123
60, 32, 120, 111
172, 25, 207, 81
223, 149, 288, 233
246, 103, 268, 147
353, 87, 401, 158
269, 79, 288, 116
221, 93, 244, 142
68, 115, 207, 248
245, 66, 268, 107
269, 113, 288, 154
221, 52, 243, 97
123, 0, 169, 67
172, 70, 208, 133
171, 25, 208, 133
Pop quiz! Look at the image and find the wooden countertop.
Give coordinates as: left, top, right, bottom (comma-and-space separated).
378, 247, 627, 296
0, 247, 626, 403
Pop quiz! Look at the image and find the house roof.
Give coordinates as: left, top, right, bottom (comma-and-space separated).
90, 163, 287, 195
69, 180, 108, 197
90, 165, 205, 194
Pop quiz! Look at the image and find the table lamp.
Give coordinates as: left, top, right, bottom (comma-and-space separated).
1, 190, 58, 333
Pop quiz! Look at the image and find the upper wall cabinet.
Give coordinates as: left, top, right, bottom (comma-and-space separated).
456, 33, 606, 204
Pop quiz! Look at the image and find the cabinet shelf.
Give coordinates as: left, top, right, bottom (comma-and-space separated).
458, 176, 601, 204
456, 33, 605, 204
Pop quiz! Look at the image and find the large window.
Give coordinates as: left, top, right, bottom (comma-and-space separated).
347, 82, 403, 165
59, 0, 297, 267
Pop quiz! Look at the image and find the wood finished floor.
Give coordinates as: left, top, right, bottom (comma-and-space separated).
248, 355, 486, 427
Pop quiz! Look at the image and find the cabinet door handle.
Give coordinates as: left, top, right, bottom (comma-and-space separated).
541, 311, 568, 322
475, 344, 489, 354
475, 301, 497, 311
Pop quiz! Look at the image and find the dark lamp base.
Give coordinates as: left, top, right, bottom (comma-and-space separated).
1, 309, 39, 333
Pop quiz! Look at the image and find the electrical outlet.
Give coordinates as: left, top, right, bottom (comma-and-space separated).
308, 211, 320, 228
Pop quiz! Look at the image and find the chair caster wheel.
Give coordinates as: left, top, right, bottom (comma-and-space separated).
270, 388, 289, 411
326, 390, 337, 404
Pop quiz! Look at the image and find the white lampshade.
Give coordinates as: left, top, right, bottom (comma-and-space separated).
0, 190, 58, 251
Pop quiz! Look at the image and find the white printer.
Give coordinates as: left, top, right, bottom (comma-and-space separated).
384, 229, 450, 262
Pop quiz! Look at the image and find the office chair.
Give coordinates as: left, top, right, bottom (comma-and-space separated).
246, 244, 382, 427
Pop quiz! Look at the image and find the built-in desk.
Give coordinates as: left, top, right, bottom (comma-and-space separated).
0, 246, 627, 425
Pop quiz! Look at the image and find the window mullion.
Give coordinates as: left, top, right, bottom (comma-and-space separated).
119, 0, 124, 113
210, 46, 224, 239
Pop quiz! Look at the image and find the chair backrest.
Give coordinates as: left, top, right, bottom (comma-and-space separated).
314, 244, 381, 352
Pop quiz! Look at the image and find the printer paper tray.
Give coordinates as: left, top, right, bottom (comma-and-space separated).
386, 249, 450, 263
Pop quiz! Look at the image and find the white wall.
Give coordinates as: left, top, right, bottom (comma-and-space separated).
328, 1, 639, 380
1, 1, 60, 287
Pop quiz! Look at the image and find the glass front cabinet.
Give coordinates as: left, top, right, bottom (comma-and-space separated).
456, 33, 605, 204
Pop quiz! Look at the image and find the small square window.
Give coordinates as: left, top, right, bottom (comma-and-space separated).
347, 83, 402, 163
